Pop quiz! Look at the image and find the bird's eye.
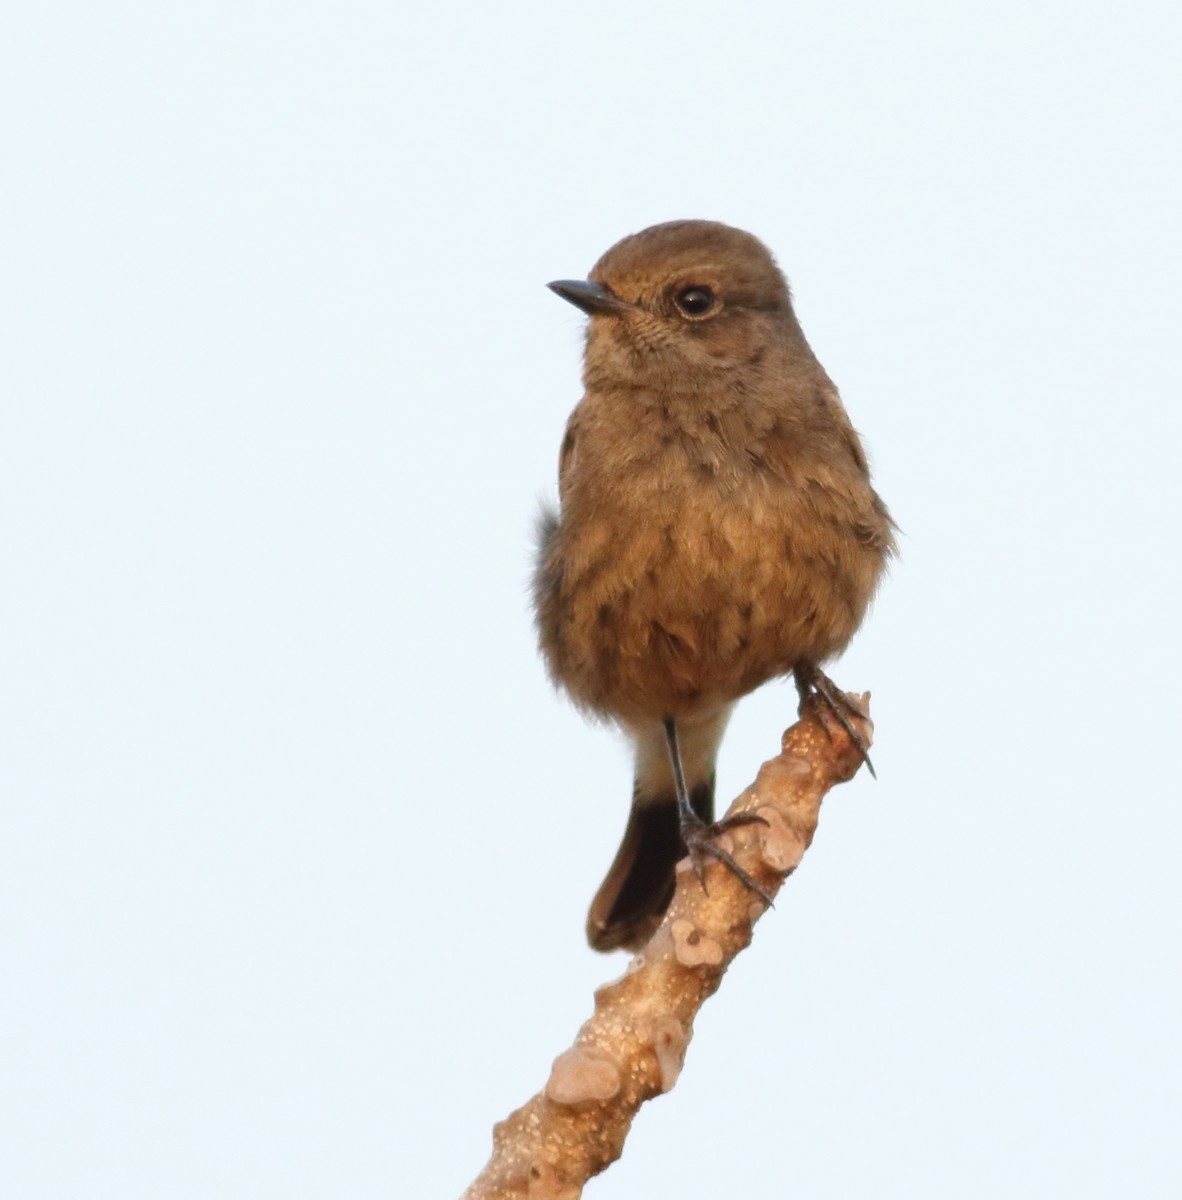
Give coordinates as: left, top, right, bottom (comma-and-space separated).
674, 286, 715, 317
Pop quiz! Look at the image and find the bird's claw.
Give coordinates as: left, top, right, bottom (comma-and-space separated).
681, 811, 775, 907
795, 666, 876, 778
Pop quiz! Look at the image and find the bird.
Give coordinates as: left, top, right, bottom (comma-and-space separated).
534, 219, 894, 952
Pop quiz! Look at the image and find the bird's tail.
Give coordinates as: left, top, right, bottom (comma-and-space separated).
586, 710, 731, 952
585, 777, 714, 952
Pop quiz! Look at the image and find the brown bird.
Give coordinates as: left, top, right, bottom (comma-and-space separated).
534, 220, 894, 952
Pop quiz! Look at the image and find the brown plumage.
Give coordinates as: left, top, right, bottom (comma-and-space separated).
534, 220, 894, 952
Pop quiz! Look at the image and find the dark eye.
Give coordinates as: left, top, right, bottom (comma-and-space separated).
674, 285, 715, 317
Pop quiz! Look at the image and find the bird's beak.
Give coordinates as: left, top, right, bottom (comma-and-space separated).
547, 279, 632, 317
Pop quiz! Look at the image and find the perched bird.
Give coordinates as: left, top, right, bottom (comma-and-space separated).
534, 220, 894, 952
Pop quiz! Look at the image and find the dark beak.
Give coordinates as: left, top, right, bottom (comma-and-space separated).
547, 279, 632, 317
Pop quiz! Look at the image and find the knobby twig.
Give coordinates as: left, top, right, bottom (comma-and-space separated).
462, 692, 873, 1200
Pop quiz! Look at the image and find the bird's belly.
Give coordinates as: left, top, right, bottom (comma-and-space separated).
546, 489, 878, 722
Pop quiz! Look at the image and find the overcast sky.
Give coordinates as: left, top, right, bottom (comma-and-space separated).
3, 3, 1180, 1197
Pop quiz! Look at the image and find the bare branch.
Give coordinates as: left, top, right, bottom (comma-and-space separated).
462, 693, 873, 1200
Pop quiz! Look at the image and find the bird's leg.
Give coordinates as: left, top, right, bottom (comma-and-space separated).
662, 717, 773, 906
794, 663, 876, 778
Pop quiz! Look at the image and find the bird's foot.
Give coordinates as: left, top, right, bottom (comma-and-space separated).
794, 664, 876, 778
680, 809, 774, 906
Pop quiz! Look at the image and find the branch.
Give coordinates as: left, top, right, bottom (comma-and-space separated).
462, 693, 873, 1200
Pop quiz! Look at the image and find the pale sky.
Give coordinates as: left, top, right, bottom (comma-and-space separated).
3, 3, 1180, 1197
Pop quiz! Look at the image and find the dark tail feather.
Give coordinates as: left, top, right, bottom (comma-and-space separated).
586, 777, 714, 953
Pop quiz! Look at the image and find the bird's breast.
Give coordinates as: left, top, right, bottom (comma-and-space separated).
536, 418, 886, 722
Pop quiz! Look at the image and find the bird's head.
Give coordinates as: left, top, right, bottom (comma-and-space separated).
548, 220, 803, 391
